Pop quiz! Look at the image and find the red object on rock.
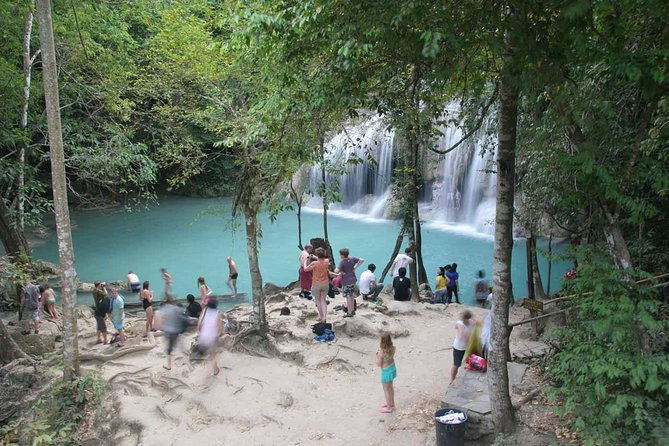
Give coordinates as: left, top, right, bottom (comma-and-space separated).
465, 354, 487, 372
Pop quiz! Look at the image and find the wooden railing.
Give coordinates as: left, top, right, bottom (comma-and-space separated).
509, 273, 669, 329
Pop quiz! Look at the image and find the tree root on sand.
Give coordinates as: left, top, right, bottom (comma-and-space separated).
79, 344, 154, 362
109, 366, 152, 383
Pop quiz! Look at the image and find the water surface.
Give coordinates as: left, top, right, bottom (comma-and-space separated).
32, 196, 570, 308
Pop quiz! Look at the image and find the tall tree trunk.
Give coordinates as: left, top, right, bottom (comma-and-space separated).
530, 236, 547, 299
525, 237, 535, 300
413, 168, 428, 286
36, 0, 80, 378
380, 225, 405, 283
289, 180, 303, 250
0, 198, 31, 259
603, 209, 633, 270
407, 219, 419, 301
0, 319, 28, 365
243, 202, 267, 331
546, 233, 553, 297
406, 64, 423, 300
488, 36, 518, 436
18, 7, 40, 231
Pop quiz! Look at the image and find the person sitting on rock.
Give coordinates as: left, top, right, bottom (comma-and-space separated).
359, 264, 383, 301
185, 294, 202, 319
392, 267, 411, 301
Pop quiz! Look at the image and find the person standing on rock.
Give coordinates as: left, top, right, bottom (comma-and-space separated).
20, 282, 41, 335
93, 281, 108, 307
303, 247, 336, 322
140, 281, 155, 337
474, 270, 489, 308
198, 276, 213, 305
446, 263, 460, 304
390, 247, 414, 278
226, 256, 238, 297
359, 264, 383, 301
161, 268, 173, 300
95, 288, 111, 344
433, 266, 449, 304
161, 297, 186, 371
127, 271, 141, 294
335, 248, 364, 318
109, 288, 126, 347
298, 244, 315, 300
41, 283, 58, 319
451, 310, 474, 383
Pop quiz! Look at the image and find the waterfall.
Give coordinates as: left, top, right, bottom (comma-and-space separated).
306, 116, 395, 218
306, 110, 497, 234
430, 112, 497, 234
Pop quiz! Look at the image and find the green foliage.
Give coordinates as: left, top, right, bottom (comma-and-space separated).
546, 250, 669, 445
1, 370, 105, 446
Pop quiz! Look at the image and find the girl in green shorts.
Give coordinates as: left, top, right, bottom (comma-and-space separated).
376, 333, 397, 413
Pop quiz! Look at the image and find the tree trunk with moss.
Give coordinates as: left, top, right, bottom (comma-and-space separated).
36, 0, 80, 378
488, 37, 518, 436
243, 202, 267, 331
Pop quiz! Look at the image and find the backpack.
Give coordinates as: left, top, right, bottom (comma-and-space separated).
312, 322, 332, 336
23, 283, 40, 311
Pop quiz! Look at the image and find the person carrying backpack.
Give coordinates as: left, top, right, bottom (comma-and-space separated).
21, 282, 42, 335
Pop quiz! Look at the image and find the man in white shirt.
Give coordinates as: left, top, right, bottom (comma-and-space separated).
390, 247, 414, 277
359, 264, 383, 301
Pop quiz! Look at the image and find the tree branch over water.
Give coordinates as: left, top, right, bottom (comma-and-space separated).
428, 84, 498, 155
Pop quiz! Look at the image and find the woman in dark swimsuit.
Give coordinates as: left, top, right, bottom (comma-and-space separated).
140, 281, 154, 337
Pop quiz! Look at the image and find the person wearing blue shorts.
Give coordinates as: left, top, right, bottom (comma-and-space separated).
109, 288, 126, 347
376, 333, 397, 413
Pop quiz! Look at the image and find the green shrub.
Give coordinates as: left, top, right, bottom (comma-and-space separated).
1, 370, 106, 446
546, 253, 669, 445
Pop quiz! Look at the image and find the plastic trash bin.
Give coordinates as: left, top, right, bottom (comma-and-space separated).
434, 407, 467, 446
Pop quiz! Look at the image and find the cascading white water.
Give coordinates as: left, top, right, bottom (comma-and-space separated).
306, 109, 497, 234
306, 116, 395, 218
430, 112, 497, 234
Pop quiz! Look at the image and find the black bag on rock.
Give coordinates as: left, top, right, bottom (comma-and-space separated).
312, 322, 332, 336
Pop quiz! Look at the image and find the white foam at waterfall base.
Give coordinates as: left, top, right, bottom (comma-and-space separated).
306, 108, 498, 235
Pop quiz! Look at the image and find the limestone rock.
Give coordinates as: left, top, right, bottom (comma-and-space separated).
0, 359, 49, 424
11, 332, 56, 356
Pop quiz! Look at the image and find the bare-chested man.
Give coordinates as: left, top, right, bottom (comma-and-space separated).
226, 256, 238, 297
161, 268, 173, 299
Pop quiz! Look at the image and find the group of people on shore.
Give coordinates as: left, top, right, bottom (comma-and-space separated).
18, 282, 58, 335
89, 269, 225, 375
297, 243, 495, 413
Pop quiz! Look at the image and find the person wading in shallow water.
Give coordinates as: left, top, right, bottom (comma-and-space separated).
127, 271, 141, 294
226, 256, 238, 297
161, 268, 173, 300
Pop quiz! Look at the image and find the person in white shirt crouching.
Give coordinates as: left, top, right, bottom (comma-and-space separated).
359, 264, 383, 301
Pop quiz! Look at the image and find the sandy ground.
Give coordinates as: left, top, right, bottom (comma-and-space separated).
73, 290, 546, 446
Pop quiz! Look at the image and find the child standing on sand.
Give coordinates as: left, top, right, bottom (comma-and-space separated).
376, 333, 397, 413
